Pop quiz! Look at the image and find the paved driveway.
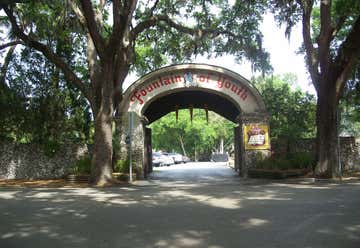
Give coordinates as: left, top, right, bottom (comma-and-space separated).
1, 162, 360, 248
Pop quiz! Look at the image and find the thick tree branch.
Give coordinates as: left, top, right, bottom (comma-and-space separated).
300, 0, 320, 92
112, 0, 121, 33
79, 0, 106, 59
332, 15, 347, 38
149, 0, 160, 16
68, 0, 98, 91
132, 15, 196, 38
121, 0, 138, 34
0, 44, 16, 85
318, 0, 333, 80
0, 40, 24, 50
111, 0, 137, 104
67, 0, 86, 27
3, 6, 91, 101
111, 0, 137, 51
131, 14, 235, 41
0, 0, 28, 3
97, 0, 106, 21
0, 0, 29, 7
86, 33, 98, 86
333, 15, 360, 100
108, 0, 123, 55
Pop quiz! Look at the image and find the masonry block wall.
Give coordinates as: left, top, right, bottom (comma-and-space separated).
0, 141, 88, 180
271, 137, 360, 172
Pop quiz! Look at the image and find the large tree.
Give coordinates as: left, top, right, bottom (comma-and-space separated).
0, 0, 270, 185
270, 0, 360, 177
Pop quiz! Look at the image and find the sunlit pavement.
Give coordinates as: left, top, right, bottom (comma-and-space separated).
1, 162, 360, 248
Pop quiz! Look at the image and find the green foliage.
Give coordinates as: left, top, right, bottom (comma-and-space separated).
42, 139, 61, 157
0, 1, 92, 146
132, 0, 271, 75
253, 74, 316, 140
114, 159, 130, 174
1, 45, 93, 145
256, 152, 315, 171
309, 0, 360, 56
150, 109, 235, 160
73, 156, 91, 175
0, 80, 28, 142
340, 70, 360, 136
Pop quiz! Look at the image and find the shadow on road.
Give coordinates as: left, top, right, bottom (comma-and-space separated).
1, 162, 359, 248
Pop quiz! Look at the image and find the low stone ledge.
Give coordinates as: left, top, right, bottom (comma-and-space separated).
65, 174, 90, 184
248, 169, 310, 179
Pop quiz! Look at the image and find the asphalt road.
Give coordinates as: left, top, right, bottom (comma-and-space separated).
1, 162, 360, 248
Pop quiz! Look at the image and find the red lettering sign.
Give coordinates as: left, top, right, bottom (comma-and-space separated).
130, 72, 248, 105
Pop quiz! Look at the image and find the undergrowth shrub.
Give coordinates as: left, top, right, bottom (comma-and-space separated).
115, 159, 129, 173
73, 156, 91, 175
256, 152, 315, 170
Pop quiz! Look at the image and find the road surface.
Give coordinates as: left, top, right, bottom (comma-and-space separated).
1, 162, 360, 248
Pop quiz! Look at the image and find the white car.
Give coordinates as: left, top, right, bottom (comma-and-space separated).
167, 153, 184, 164
152, 152, 174, 167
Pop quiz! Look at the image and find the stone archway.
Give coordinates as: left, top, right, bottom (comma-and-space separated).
119, 64, 270, 179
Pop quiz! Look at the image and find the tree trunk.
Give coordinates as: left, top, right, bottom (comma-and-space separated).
90, 64, 115, 186
194, 142, 198, 162
220, 138, 224, 153
179, 135, 187, 156
112, 114, 123, 172
315, 82, 339, 178
91, 109, 114, 185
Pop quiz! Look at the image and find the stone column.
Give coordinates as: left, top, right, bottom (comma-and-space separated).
131, 114, 147, 179
234, 126, 241, 172
120, 112, 146, 179
237, 113, 271, 178
118, 112, 129, 164
144, 127, 152, 177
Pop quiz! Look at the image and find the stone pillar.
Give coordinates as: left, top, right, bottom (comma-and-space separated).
237, 113, 271, 178
118, 112, 129, 163
144, 127, 152, 178
120, 112, 146, 179
234, 126, 241, 172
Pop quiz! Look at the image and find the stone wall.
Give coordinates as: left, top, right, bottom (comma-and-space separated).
271, 137, 360, 172
0, 141, 88, 180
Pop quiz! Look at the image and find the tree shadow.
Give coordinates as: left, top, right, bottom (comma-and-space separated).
0, 176, 360, 247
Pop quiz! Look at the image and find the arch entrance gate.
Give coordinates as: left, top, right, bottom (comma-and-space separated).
119, 64, 271, 178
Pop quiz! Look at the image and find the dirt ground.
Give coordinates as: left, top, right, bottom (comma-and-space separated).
0, 178, 90, 188
0, 172, 359, 188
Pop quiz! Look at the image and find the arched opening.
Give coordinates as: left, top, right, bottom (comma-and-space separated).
119, 64, 270, 179
143, 90, 240, 124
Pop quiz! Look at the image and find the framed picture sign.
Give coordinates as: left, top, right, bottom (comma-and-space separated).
244, 124, 270, 150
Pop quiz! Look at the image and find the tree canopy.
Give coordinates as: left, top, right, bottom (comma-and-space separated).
254, 74, 316, 141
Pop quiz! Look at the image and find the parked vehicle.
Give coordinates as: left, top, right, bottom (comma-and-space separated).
161, 153, 175, 166
152, 152, 163, 167
152, 152, 174, 167
167, 152, 184, 164
182, 155, 191, 163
